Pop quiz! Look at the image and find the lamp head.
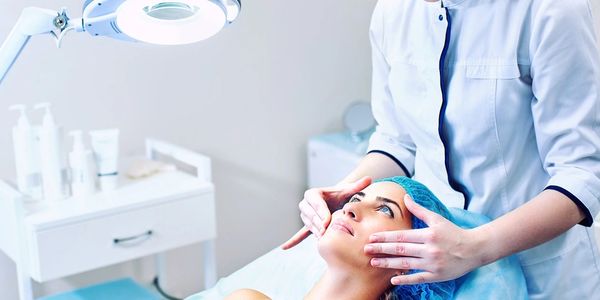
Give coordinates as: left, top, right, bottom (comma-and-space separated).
82, 0, 241, 45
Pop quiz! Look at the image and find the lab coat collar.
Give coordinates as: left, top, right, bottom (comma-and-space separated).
441, 0, 466, 8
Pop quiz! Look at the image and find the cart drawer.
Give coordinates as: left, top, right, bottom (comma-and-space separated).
27, 193, 216, 281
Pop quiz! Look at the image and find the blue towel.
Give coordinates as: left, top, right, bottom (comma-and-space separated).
39, 278, 160, 300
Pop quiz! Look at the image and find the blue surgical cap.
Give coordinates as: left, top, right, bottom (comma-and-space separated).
374, 176, 456, 300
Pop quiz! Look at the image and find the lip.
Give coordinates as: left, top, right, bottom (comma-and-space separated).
330, 219, 354, 236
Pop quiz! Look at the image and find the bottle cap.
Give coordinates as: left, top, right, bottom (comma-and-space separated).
9, 104, 30, 128
34, 102, 56, 127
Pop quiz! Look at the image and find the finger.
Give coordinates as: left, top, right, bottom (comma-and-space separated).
364, 242, 426, 258
281, 227, 311, 250
304, 190, 331, 223
336, 176, 372, 198
300, 211, 321, 236
391, 272, 436, 285
321, 211, 332, 234
319, 184, 346, 194
370, 256, 428, 271
403, 194, 444, 226
369, 228, 430, 243
343, 176, 372, 197
311, 214, 326, 235
299, 200, 324, 231
321, 176, 371, 196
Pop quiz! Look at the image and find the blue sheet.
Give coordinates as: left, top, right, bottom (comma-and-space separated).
451, 208, 528, 299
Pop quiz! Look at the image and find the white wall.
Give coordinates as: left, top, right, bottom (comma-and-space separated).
0, 0, 376, 298
2, 1, 600, 299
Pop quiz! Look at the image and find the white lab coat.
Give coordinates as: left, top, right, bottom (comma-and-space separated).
367, 0, 600, 298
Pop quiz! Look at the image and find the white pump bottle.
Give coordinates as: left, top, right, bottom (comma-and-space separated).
68, 130, 96, 197
35, 102, 67, 201
9, 104, 41, 199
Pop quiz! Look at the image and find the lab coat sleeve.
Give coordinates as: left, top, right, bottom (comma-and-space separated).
367, 0, 416, 177
530, 0, 600, 226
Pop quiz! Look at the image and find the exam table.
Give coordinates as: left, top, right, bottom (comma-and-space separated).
188, 208, 529, 299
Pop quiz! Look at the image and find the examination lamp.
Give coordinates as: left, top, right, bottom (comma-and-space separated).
0, 0, 242, 84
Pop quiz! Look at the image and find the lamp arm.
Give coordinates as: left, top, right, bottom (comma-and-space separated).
0, 7, 78, 85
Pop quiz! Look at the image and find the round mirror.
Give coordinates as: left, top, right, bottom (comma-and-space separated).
343, 102, 375, 141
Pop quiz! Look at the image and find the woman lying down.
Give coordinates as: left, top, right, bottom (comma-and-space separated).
225, 176, 456, 300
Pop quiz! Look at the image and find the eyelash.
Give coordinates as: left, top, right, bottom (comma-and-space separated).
347, 197, 394, 218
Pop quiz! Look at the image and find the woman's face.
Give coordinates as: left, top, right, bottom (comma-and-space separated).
318, 181, 412, 270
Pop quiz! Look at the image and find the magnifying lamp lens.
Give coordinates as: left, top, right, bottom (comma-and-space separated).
144, 2, 198, 20
117, 0, 227, 45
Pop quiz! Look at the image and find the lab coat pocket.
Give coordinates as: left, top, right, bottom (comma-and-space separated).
465, 64, 522, 80
460, 63, 533, 169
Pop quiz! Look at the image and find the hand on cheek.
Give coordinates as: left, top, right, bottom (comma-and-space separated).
365, 195, 481, 285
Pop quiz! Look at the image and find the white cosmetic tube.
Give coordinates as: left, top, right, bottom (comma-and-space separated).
89, 129, 120, 191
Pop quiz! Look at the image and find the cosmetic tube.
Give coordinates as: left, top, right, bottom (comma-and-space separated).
89, 129, 120, 191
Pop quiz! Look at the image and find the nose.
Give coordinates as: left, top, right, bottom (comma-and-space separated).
342, 202, 359, 220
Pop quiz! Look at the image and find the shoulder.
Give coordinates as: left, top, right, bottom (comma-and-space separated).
530, 0, 592, 23
370, 0, 418, 37
224, 289, 271, 300
372, 0, 415, 20
528, 0, 595, 50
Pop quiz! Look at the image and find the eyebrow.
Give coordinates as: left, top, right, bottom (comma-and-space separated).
353, 192, 403, 218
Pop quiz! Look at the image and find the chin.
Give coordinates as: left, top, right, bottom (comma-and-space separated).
317, 230, 369, 268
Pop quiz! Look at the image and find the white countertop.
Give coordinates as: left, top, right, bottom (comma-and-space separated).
23, 169, 213, 231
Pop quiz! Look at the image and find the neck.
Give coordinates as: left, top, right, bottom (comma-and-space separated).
304, 266, 390, 300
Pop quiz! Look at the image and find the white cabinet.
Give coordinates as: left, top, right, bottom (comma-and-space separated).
0, 139, 217, 300
307, 132, 367, 188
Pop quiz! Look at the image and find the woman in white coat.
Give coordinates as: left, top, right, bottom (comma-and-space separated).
283, 0, 600, 298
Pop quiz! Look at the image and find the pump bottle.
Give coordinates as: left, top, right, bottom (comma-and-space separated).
9, 104, 41, 199
35, 102, 67, 201
68, 130, 96, 197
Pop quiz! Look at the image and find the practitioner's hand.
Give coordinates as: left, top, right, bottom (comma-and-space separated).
364, 194, 482, 285
281, 176, 372, 250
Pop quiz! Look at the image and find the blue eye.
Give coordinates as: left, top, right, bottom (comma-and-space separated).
378, 205, 394, 217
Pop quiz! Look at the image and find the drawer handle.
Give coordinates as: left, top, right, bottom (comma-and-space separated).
113, 230, 153, 247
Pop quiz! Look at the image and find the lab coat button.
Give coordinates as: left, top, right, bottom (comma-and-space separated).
438, 15, 444, 21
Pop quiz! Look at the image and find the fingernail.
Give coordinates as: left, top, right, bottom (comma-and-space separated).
391, 278, 401, 285
404, 194, 412, 202
364, 245, 373, 252
370, 235, 380, 242
371, 259, 381, 267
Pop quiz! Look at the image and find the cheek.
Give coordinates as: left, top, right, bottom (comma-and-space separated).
359, 218, 411, 239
